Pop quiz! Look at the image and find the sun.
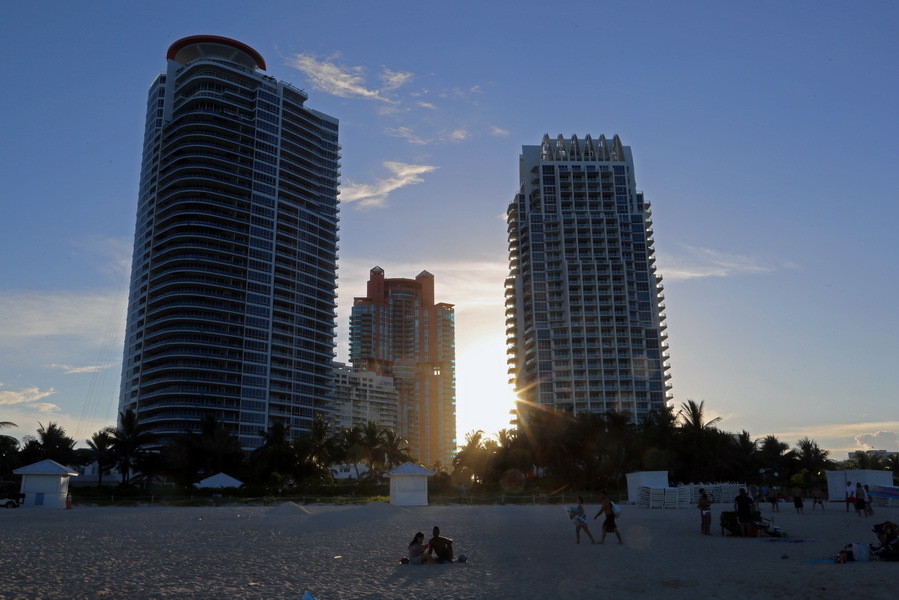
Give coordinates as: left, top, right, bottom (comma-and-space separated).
455, 334, 518, 444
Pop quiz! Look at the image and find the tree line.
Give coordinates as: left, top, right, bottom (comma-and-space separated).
453, 400, 899, 493
2, 400, 897, 494
0, 410, 414, 490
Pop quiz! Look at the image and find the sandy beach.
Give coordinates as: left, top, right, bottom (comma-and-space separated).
0, 500, 893, 600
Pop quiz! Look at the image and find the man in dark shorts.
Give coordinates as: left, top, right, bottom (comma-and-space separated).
733, 487, 756, 537
427, 526, 454, 563
594, 490, 623, 545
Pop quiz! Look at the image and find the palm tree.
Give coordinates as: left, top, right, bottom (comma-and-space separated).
292, 413, 334, 482
794, 437, 832, 480
0, 419, 16, 444
639, 405, 678, 472
110, 409, 157, 485
86, 427, 117, 487
333, 425, 365, 479
34, 422, 77, 466
192, 415, 244, 476
675, 400, 722, 482
453, 430, 490, 485
757, 435, 796, 483
728, 430, 759, 483
358, 420, 387, 475
248, 421, 296, 484
381, 428, 413, 470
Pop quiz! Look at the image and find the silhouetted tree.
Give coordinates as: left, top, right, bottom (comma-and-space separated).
111, 409, 157, 485
86, 427, 117, 487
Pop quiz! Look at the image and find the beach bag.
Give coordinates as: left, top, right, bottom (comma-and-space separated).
611, 502, 622, 518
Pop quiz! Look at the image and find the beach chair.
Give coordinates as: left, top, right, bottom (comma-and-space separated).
720, 511, 741, 536
750, 511, 776, 537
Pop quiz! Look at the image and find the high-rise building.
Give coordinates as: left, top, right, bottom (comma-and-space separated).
331, 362, 398, 431
506, 134, 671, 424
349, 267, 456, 466
118, 36, 340, 449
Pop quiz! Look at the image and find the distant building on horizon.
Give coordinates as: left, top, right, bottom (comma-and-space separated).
349, 267, 456, 466
118, 36, 340, 449
506, 134, 672, 425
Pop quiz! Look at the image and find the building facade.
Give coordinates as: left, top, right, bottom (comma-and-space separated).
349, 267, 456, 466
506, 134, 671, 424
118, 36, 340, 449
331, 362, 398, 432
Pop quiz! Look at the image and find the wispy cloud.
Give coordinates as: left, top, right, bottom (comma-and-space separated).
380, 67, 414, 90
417, 101, 438, 110
489, 126, 510, 137
0, 383, 57, 407
341, 161, 438, 209
289, 53, 404, 103
71, 235, 132, 280
49, 363, 116, 375
659, 245, 794, 282
385, 126, 430, 145
445, 129, 470, 142
0, 290, 127, 346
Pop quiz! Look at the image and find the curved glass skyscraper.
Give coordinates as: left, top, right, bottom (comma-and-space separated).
506, 135, 671, 425
119, 36, 340, 449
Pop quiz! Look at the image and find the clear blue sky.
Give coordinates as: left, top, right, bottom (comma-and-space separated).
1, 1, 896, 458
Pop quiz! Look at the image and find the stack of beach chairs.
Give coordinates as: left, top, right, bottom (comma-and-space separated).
636, 483, 745, 508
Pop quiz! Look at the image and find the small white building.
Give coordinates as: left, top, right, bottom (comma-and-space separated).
386, 462, 435, 506
196, 473, 244, 488
13, 459, 78, 508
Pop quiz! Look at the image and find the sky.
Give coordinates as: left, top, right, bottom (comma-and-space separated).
1, 1, 897, 459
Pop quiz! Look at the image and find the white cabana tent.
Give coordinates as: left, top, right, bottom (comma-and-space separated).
826, 469, 894, 505
196, 473, 244, 488
13, 459, 78, 508
386, 462, 435, 506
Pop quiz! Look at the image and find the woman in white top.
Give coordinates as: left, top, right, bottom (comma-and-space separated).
408, 531, 433, 564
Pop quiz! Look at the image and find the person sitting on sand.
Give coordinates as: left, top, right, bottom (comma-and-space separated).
594, 491, 623, 545
427, 526, 454, 563
408, 531, 433, 564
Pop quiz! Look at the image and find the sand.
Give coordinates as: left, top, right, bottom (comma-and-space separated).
0, 500, 894, 600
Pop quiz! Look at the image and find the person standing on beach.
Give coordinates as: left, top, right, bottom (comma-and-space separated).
811, 487, 825, 511
733, 488, 755, 537
594, 491, 623, 545
864, 485, 875, 517
749, 483, 761, 504
768, 485, 779, 512
855, 483, 867, 517
570, 497, 595, 544
791, 485, 804, 515
845, 480, 854, 512
697, 488, 713, 535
